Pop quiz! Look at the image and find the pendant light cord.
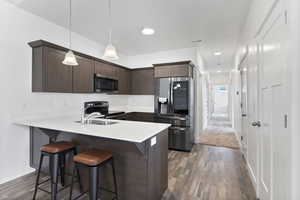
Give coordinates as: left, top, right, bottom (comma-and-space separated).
108, 0, 112, 44
69, 0, 72, 49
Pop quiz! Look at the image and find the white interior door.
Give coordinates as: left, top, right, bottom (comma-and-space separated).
213, 85, 229, 115
246, 43, 260, 195
258, 7, 289, 200
240, 60, 248, 156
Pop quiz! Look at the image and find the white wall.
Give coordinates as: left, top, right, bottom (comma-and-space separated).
126, 47, 197, 68
230, 70, 242, 139
201, 74, 209, 130
0, 1, 133, 184
288, 0, 300, 199
209, 72, 230, 85
126, 95, 154, 112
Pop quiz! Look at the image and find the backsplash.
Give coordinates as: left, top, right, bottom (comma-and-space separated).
126, 95, 154, 112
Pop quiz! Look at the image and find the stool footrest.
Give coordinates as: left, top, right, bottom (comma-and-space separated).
71, 187, 118, 200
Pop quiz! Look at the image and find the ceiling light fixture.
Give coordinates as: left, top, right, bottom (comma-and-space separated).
142, 27, 155, 35
214, 51, 222, 56
192, 40, 202, 43
103, 0, 119, 60
62, 0, 78, 66
217, 70, 222, 73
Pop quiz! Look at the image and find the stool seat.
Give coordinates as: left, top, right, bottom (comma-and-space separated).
74, 149, 113, 166
41, 141, 75, 153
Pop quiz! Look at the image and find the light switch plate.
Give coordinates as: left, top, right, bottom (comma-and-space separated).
151, 137, 157, 146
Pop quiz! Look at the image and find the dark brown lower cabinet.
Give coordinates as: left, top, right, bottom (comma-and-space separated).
30, 127, 168, 200
130, 68, 154, 95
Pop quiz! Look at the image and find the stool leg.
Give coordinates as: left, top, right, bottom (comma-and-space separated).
32, 153, 44, 200
59, 154, 66, 187
69, 165, 76, 200
50, 154, 59, 200
89, 166, 99, 200
73, 148, 83, 193
111, 159, 119, 200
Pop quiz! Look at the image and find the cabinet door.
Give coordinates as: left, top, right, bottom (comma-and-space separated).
131, 68, 154, 95
154, 66, 172, 78
95, 61, 117, 79
154, 65, 193, 78
171, 64, 192, 77
118, 67, 131, 94
73, 56, 94, 93
45, 47, 73, 92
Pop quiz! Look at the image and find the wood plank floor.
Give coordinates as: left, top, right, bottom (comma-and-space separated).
0, 144, 256, 200
162, 145, 256, 200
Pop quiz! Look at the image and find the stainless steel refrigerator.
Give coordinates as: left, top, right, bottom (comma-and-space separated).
154, 77, 195, 151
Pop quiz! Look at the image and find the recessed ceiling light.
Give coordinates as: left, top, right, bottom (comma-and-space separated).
214, 51, 222, 56
142, 27, 155, 35
192, 40, 202, 43
217, 70, 222, 73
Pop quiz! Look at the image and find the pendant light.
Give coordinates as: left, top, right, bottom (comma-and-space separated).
62, 0, 78, 66
103, 0, 119, 61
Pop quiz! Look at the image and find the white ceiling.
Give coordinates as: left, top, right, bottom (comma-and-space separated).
8, 0, 251, 71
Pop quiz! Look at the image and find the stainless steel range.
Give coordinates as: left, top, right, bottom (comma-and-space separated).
154, 77, 195, 152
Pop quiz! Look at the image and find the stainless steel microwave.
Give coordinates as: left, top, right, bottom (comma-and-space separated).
94, 74, 118, 93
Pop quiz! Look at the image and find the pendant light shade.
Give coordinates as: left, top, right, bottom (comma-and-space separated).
103, 44, 119, 60
103, 0, 119, 61
63, 0, 78, 66
62, 50, 79, 66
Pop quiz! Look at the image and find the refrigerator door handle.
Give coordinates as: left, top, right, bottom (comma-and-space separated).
170, 78, 174, 113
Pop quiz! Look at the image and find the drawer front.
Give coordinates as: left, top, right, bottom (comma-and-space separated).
168, 126, 192, 151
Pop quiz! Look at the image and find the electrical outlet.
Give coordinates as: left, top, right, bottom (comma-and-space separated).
151, 137, 157, 146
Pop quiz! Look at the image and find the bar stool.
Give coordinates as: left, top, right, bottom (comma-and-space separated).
33, 141, 83, 200
69, 148, 118, 200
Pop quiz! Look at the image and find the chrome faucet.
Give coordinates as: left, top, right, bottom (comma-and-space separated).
81, 106, 104, 124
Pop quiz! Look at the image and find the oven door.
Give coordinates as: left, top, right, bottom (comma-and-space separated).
94, 75, 118, 93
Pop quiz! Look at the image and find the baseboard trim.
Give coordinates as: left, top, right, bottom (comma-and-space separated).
0, 168, 35, 185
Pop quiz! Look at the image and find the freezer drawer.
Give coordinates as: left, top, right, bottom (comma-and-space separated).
168, 126, 193, 152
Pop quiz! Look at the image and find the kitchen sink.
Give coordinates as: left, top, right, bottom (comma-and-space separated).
75, 120, 118, 125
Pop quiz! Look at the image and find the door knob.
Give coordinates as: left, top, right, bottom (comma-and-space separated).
252, 121, 261, 127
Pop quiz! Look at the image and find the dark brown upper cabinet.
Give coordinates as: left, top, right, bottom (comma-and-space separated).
130, 68, 154, 95
73, 56, 95, 93
94, 61, 118, 79
29, 41, 96, 93
117, 67, 131, 94
29, 40, 192, 95
31, 46, 73, 93
153, 61, 194, 78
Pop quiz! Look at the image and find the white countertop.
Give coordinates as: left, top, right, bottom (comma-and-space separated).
16, 116, 171, 143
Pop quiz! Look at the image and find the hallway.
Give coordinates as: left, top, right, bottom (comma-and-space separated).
199, 115, 239, 150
